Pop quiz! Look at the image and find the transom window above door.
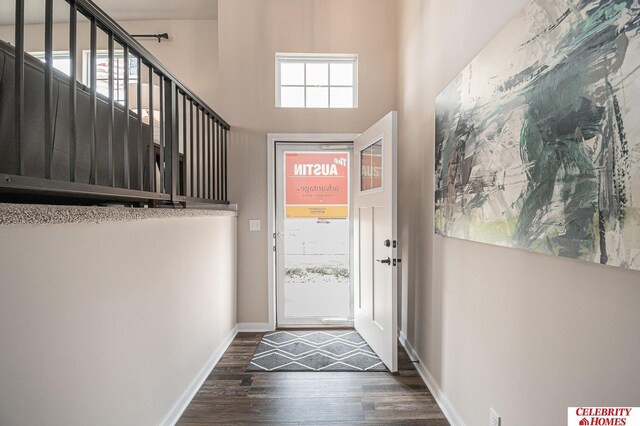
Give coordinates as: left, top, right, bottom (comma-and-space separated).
276, 53, 358, 109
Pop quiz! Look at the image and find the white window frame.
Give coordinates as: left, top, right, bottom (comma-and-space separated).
275, 53, 358, 109
29, 51, 73, 76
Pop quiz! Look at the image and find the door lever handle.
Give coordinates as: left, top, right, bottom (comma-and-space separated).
376, 257, 391, 265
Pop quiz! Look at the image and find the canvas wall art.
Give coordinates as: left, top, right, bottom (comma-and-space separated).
435, 0, 640, 270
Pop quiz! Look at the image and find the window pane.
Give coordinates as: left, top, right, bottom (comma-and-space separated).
330, 63, 353, 86
53, 57, 71, 76
361, 140, 382, 191
281, 62, 305, 86
306, 62, 328, 86
370, 140, 383, 190
281, 87, 305, 107
276, 54, 357, 109
306, 87, 328, 108
96, 80, 110, 98
30, 53, 72, 77
330, 87, 354, 108
361, 146, 372, 191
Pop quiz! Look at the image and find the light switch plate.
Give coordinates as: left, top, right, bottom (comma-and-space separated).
249, 220, 261, 231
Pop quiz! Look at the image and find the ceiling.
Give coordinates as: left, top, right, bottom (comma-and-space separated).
0, 0, 218, 26
93, 0, 218, 21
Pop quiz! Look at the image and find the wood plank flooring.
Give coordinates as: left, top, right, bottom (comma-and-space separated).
178, 332, 450, 425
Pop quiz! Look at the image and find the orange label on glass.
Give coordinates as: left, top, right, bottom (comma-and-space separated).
285, 152, 349, 218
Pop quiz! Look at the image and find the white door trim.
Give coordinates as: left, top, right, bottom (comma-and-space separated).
267, 133, 360, 330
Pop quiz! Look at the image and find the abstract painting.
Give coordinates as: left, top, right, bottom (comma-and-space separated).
435, 0, 640, 270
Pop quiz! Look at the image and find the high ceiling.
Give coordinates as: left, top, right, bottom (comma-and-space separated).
0, 0, 218, 26
93, 0, 218, 21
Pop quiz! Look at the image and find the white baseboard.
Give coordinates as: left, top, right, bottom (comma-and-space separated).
398, 330, 465, 426
161, 324, 239, 426
237, 322, 273, 332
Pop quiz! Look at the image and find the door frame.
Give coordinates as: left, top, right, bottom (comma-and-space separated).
267, 133, 359, 330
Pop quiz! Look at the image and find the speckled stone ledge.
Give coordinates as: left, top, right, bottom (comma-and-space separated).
0, 203, 237, 226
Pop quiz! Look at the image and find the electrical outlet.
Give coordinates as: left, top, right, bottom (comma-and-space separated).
249, 220, 261, 231
490, 408, 501, 426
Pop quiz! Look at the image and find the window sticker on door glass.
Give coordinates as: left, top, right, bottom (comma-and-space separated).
360, 140, 382, 191
285, 152, 350, 219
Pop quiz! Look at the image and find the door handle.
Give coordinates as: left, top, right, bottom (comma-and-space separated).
376, 257, 391, 265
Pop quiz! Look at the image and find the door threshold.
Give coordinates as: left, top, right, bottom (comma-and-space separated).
276, 323, 354, 330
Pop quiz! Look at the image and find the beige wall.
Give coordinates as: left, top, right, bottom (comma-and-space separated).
119, 20, 219, 107
0, 19, 218, 107
217, 0, 398, 323
0, 216, 237, 426
397, 0, 640, 424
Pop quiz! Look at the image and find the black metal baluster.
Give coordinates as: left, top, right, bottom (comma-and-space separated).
216, 120, 224, 200
147, 66, 154, 192
165, 80, 178, 201
196, 106, 201, 198
215, 120, 220, 200
89, 17, 97, 184
217, 120, 222, 200
206, 114, 211, 199
208, 117, 218, 200
107, 33, 115, 186
14, 0, 24, 176
214, 119, 218, 200
202, 109, 206, 199
44, 0, 53, 179
189, 101, 195, 197
212, 117, 217, 200
223, 125, 228, 201
158, 75, 162, 194
69, 0, 77, 182
137, 56, 143, 190
122, 44, 130, 189
182, 93, 187, 196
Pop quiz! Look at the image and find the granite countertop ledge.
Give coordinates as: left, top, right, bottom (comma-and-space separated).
0, 203, 237, 225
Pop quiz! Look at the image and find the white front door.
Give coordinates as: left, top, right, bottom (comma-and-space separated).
353, 112, 398, 372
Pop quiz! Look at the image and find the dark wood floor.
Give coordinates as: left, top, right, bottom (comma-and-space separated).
178, 332, 449, 425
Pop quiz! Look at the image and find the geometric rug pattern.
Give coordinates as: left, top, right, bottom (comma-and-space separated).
246, 330, 387, 372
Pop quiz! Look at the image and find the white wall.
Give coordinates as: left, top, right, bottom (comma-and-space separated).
397, 1, 640, 424
217, 0, 398, 324
0, 215, 237, 426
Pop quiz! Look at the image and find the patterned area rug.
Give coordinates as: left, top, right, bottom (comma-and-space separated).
246, 330, 387, 372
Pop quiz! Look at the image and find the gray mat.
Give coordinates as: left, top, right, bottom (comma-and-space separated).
246, 330, 388, 372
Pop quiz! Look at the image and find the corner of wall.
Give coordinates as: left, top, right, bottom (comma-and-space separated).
398, 333, 465, 426
161, 324, 239, 426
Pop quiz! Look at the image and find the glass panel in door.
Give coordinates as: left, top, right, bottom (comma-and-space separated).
275, 145, 352, 325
